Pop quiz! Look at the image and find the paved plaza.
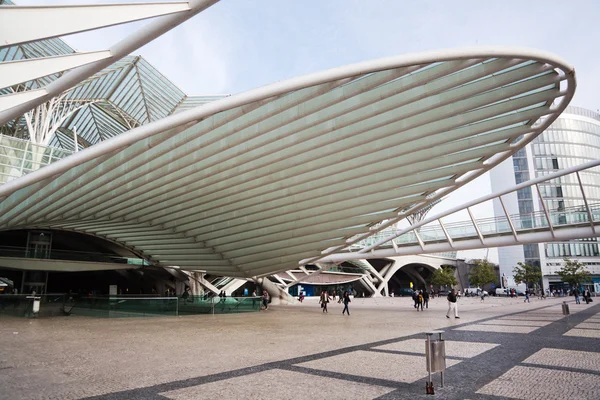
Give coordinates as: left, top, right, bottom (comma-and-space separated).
0, 296, 599, 400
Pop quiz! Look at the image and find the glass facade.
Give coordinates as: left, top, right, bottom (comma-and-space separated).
531, 106, 600, 277
511, 148, 539, 265
496, 106, 600, 286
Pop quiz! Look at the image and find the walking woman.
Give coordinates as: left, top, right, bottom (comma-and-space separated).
342, 291, 351, 315
319, 290, 331, 313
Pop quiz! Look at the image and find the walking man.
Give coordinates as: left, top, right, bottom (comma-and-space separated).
423, 290, 429, 309
320, 290, 331, 313
261, 290, 269, 310
412, 290, 418, 309
342, 291, 351, 315
446, 289, 459, 319
574, 288, 581, 304
584, 288, 592, 304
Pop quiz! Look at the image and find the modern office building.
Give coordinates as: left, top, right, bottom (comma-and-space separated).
490, 106, 600, 291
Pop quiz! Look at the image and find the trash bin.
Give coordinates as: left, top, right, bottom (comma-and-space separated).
562, 301, 570, 315
426, 339, 446, 372
32, 298, 40, 314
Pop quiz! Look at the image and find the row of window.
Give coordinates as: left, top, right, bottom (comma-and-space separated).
532, 141, 600, 159
537, 128, 600, 147
546, 242, 600, 258
538, 183, 600, 201
534, 157, 559, 171
547, 118, 600, 134
535, 169, 600, 187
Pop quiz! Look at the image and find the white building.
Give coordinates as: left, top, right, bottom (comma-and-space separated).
490, 106, 600, 291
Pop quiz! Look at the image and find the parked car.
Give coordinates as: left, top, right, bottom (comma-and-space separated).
396, 288, 415, 297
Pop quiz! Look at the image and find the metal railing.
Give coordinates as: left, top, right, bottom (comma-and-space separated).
0, 245, 149, 265
354, 203, 600, 249
0, 294, 261, 318
317, 159, 600, 263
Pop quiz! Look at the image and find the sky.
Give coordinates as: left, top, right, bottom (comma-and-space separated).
17, 0, 600, 262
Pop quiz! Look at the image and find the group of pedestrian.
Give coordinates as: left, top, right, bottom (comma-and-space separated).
319, 290, 351, 315
412, 289, 430, 311
574, 288, 593, 304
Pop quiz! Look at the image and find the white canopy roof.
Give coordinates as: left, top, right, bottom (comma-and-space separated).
0, 47, 575, 277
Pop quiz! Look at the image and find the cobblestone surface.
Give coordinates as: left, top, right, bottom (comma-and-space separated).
160, 369, 394, 399
523, 348, 600, 372
296, 350, 461, 383
575, 322, 600, 329
0, 297, 598, 400
498, 315, 563, 321
480, 319, 552, 327
373, 339, 498, 358
564, 328, 600, 338
453, 324, 539, 333
477, 366, 600, 399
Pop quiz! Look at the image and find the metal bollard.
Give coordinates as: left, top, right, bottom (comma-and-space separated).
562, 301, 570, 315
425, 330, 446, 394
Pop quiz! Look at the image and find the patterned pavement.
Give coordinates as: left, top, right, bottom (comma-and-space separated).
0, 297, 599, 400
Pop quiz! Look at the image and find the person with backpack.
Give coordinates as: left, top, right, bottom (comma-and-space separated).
416, 290, 424, 311
342, 291, 351, 315
446, 289, 459, 319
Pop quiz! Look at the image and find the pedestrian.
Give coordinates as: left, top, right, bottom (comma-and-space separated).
574, 288, 581, 304
319, 290, 331, 313
446, 289, 459, 319
583, 289, 592, 304
524, 290, 530, 303
423, 290, 429, 309
261, 290, 269, 310
416, 290, 424, 311
412, 291, 418, 309
332, 290, 336, 301
182, 287, 190, 304
342, 291, 351, 315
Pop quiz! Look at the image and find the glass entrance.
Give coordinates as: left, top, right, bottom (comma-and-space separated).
26, 231, 52, 259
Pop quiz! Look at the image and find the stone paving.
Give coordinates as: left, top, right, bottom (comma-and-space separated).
0, 296, 598, 400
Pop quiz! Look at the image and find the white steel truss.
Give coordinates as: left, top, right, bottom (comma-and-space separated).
0, 0, 219, 123
317, 159, 600, 263
0, 47, 576, 278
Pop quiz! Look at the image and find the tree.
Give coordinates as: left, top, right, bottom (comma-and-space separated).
468, 259, 497, 288
430, 266, 458, 288
513, 262, 542, 288
557, 258, 591, 287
